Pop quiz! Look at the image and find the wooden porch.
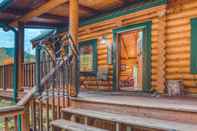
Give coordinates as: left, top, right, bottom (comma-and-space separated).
1, 0, 197, 130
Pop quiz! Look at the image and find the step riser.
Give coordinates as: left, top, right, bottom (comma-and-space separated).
70, 100, 197, 124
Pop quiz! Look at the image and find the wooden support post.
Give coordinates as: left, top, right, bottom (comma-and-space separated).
13, 23, 24, 131
156, 7, 167, 93
14, 22, 24, 96
69, 0, 79, 97
18, 23, 24, 91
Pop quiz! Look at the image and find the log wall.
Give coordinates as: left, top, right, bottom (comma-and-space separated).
166, 0, 197, 93
78, 0, 197, 93
78, 5, 167, 91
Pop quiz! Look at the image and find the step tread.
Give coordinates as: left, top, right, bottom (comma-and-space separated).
51, 119, 109, 131
62, 108, 197, 131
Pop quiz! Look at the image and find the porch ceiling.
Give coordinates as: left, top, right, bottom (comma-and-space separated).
0, 0, 143, 28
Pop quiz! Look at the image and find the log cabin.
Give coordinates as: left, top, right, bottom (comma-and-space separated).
0, 0, 197, 130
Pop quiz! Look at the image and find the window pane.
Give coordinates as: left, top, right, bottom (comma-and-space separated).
80, 45, 93, 72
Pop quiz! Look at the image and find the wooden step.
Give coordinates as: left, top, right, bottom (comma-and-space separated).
51, 119, 109, 131
70, 95, 197, 124
62, 108, 197, 131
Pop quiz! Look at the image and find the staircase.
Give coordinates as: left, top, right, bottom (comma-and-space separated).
51, 107, 197, 131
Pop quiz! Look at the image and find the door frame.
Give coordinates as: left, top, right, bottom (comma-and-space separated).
112, 21, 152, 92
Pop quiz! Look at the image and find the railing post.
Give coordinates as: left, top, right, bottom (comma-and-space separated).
36, 45, 41, 94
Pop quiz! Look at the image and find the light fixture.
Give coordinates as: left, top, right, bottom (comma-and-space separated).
100, 36, 108, 45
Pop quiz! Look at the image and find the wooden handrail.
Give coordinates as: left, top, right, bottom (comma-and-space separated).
0, 105, 24, 117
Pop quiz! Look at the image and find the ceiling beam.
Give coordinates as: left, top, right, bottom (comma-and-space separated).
78, 4, 100, 15
4, 8, 69, 22
25, 21, 66, 28
10, 0, 67, 27
121, 0, 140, 5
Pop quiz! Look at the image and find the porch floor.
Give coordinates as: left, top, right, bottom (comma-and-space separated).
72, 91, 197, 113
1, 89, 197, 113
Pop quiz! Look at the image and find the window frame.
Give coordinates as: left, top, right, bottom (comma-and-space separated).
191, 18, 197, 74
79, 39, 97, 76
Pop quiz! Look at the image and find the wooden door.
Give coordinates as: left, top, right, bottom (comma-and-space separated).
118, 29, 144, 91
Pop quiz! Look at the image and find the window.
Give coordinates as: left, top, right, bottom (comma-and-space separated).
79, 39, 97, 75
191, 18, 197, 74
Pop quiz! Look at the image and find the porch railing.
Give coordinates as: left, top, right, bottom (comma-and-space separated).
0, 62, 36, 91
0, 32, 79, 131
0, 64, 13, 90
23, 62, 36, 88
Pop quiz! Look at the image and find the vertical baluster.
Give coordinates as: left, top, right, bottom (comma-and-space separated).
4, 66, 6, 90
33, 63, 35, 87
0, 66, 2, 89
32, 99, 37, 131
57, 65, 61, 119
62, 65, 66, 108
7, 66, 9, 89
39, 99, 43, 131
37, 100, 41, 131
29, 64, 31, 87
67, 63, 71, 107
4, 117, 8, 131
2, 65, 4, 90
23, 64, 25, 88
52, 64, 56, 120
27, 63, 29, 87
31, 63, 33, 87
14, 115, 18, 131
46, 55, 50, 131
1, 66, 4, 89
22, 104, 30, 131
26, 63, 28, 87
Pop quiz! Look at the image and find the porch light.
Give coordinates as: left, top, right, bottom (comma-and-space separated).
100, 36, 108, 45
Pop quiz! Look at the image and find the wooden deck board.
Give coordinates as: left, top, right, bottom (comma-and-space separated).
62, 108, 197, 131
71, 91, 197, 113
1, 90, 197, 113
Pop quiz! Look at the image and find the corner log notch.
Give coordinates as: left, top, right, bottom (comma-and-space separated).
9, 0, 68, 27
